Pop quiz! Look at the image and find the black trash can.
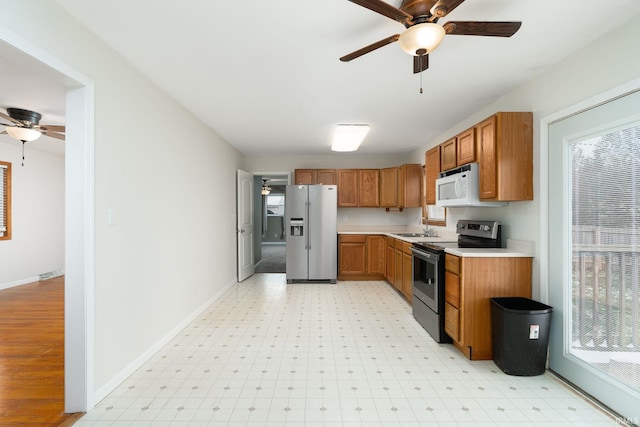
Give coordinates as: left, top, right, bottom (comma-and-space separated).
490, 297, 553, 376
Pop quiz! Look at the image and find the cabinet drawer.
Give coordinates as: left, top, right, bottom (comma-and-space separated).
445, 254, 460, 274
395, 239, 403, 250
445, 271, 460, 307
339, 234, 366, 243
444, 302, 460, 342
386, 236, 395, 247
402, 241, 413, 255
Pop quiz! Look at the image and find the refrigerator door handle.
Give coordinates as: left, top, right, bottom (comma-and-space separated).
305, 201, 310, 250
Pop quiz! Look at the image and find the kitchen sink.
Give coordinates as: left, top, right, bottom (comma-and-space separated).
394, 232, 429, 237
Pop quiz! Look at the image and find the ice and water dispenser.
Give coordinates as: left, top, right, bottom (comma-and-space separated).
290, 218, 304, 236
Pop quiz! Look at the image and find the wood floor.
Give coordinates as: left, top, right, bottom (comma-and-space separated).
0, 276, 82, 426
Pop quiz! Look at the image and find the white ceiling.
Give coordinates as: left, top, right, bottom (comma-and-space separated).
3, 0, 640, 156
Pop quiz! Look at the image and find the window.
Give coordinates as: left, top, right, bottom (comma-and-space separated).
265, 194, 285, 216
0, 161, 11, 240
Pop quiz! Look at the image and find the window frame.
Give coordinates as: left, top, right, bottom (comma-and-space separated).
0, 160, 11, 240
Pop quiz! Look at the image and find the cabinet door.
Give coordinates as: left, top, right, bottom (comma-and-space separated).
402, 245, 413, 301
456, 127, 475, 165
338, 235, 366, 276
424, 146, 441, 205
317, 169, 336, 185
401, 164, 422, 208
394, 245, 403, 291
295, 169, 316, 185
440, 138, 457, 171
385, 238, 395, 284
380, 167, 398, 207
476, 115, 497, 199
337, 169, 358, 207
366, 235, 386, 276
358, 169, 380, 207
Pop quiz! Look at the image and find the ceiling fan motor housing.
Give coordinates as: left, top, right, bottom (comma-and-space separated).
7, 108, 42, 127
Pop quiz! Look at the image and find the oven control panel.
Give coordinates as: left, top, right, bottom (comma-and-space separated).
456, 220, 501, 240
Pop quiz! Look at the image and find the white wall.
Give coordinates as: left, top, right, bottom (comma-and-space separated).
408, 17, 640, 300
0, 142, 64, 288
0, 1, 244, 402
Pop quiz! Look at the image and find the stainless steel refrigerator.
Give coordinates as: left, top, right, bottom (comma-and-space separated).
285, 185, 337, 283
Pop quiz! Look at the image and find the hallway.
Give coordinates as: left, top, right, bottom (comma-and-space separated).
74, 274, 617, 426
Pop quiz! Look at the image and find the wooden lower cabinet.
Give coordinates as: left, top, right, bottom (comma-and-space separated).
401, 242, 413, 301
385, 237, 395, 284
394, 239, 403, 292
366, 235, 386, 276
338, 235, 366, 278
338, 234, 385, 280
444, 254, 532, 360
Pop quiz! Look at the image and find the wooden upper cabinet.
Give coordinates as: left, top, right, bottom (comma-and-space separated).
477, 112, 533, 201
358, 169, 380, 207
294, 169, 316, 185
337, 169, 358, 207
425, 146, 441, 205
316, 169, 337, 185
294, 169, 336, 185
456, 127, 476, 165
399, 164, 422, 208
440, 138, 457, 171
380, 167, 398, 207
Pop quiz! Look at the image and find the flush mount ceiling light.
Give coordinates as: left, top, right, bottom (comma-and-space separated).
5, 126, 42, 142
397, 22, 445, 56
331, 124, 370, 152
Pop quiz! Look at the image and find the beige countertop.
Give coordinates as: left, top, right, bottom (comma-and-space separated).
337, 226, 533, 258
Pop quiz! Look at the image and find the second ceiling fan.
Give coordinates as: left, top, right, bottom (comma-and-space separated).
340, 0, 522, 74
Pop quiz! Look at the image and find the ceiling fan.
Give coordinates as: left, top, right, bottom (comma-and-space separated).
340, 0, 522, 74
0, 107, 65, 142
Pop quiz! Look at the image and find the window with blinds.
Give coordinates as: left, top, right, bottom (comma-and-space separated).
570, 122, 640, 389
0, 161, 10, 240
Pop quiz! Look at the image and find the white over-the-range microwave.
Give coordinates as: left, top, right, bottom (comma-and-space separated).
435, 162, 507, 207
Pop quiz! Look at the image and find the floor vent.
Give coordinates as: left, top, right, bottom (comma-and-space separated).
39, 270, 64, 281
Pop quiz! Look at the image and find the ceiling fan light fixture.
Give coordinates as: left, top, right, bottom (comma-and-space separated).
331, 124, 370, 152
398, 23, 446, 56
6, 126, 42, 142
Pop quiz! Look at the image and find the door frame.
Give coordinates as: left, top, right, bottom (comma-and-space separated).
540, 77, 640, 421
0, 29, 96, 411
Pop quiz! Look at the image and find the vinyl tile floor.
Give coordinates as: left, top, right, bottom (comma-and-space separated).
75, 274, 618, 426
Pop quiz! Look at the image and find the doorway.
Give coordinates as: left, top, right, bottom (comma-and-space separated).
254, 174, 289, 273
547, 85, 640, 421
0, 31, 94, 412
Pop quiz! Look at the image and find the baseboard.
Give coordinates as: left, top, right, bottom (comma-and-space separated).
0, 275, 42, 291
92, 277, 238, 405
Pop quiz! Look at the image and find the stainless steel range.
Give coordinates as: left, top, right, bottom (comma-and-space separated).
411, 220, 502, 343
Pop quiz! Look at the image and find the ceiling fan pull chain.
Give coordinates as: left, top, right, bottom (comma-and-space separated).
22, 141, 25, 166
419, 55, 424, 94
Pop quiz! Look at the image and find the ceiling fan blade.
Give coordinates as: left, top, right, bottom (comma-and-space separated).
413, 54, 429, 73
37, 124, 66, 132
443, 21, 522, 37
430, 0, 466, 19
41, 130, 65, 140
0, 110, 20, 125
347, 0, 413, 24
340, 34, 400, 62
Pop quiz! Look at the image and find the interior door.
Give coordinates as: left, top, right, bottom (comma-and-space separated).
548, 88, 640, 422
237, 169, 254, 281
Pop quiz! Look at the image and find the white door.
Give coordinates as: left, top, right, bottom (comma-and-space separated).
237, 169, 254, 281
548, 88, 640, 422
